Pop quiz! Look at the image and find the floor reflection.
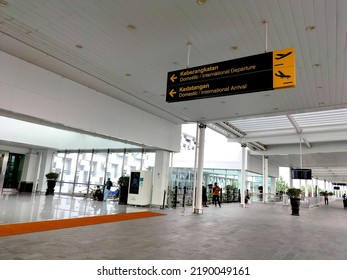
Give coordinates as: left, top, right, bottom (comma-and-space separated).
0, 193, 149, 225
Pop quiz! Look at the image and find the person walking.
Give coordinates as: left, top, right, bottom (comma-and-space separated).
104, 178, 113, 201
212, 182, 221, 207
324, 192, 329, 205
202, 185, 208, 207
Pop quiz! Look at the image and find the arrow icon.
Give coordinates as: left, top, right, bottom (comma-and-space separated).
170, 74, 177, 83
169, 89, 177, 97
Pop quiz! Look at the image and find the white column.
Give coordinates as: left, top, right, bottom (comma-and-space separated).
240, 143, 247, 207
289, 168, 293, 188
263, 155, 268, 203
0, 152, 9, 195
21, 151, 39, 181
194, 124, 206, 214
151, 150, 170, 206
311, 178, 315, 198
38, 149, 55, 193
305, 180, 309, 198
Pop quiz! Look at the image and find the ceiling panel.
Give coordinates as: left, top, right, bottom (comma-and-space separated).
1, 0, 347, 181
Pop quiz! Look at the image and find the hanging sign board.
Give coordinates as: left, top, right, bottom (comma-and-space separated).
166, 48, 295, 103
273, 48, 296, 89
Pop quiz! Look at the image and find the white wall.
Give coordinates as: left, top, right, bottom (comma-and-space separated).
0, 51, 181, 152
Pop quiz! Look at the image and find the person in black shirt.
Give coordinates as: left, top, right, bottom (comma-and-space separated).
202, 185, 208, 207
104, 178, 113, 201
93, 185, 103, 201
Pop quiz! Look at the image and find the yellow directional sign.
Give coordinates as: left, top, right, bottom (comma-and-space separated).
166, 47, 296, 102
170, 74, 177, 83
273, 48, 296, 89
169, 89, 177, 97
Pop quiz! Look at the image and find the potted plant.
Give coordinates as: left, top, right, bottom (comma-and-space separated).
45, 172, 60, 195
117, 176, 129, 205
225, 184, 235, 203
286, 188, 302, 216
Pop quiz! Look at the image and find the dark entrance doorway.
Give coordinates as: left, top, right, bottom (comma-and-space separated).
3, 153, 25, 190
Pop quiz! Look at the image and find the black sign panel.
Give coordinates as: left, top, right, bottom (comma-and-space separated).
291, 169, 312, 180
166, 52, 273, 102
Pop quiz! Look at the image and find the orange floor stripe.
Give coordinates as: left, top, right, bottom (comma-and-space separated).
0, 211, 166, 237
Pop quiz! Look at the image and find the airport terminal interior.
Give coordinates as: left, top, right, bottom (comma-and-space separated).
1, 0, 347, 260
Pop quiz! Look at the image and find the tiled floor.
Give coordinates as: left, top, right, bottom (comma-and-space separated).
0, 193, 347, 260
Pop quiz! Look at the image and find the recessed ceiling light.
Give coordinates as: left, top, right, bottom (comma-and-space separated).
313, 64, 320, 67
183, 107, 188, 110
230, 46, 238, 51
75, 44, 83, 49
221, 101, 226, 104
0, 1, 8, 6
319, 102, 325, 105
127, 24, 136, 30
306, 25, 315, 31
273, 107, 279, 110
316, 86, 322, 89
125, 73, 131, 77
197, 0, 207, 4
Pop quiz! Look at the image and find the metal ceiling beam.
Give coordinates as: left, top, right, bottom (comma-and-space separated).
213, 122, 246, 138
236, 129, 347, 145
206, 123, 232, 138
287, 114, 302, 133
287, 114, 311, 149
302, 138, 311, 148
249, 141, 267, 151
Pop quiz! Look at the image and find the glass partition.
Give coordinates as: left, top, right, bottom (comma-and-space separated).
51, 150, 156, 197
60, 152, 78, 195
73, 151, 93, 197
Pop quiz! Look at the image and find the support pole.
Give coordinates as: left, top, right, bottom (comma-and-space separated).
192, 123, 200, 211
194, 124, 206, 214
300, 138, 303, 169
263, 20, 268, 52
121, 148, 126, 176
186, 42, 192, 69
240, 143, 247, 208
263, 155, 269, 203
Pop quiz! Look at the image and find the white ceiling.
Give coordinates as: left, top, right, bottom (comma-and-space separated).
1, 0, 347, 182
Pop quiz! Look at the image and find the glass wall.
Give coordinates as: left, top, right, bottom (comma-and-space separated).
51, 149, 155, 197
168, 168, 241, 207
168, 168, 273, 207
51, 150, 272, 207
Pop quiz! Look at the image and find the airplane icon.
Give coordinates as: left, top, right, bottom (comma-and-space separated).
275, 51, 292, 60
275, 70, 291, 79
